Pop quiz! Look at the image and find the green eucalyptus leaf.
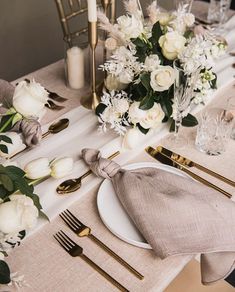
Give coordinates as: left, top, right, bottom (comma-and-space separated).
0, 135, 12, 144
0, 144, 8, 154
182, 113, 198, 127
151, 21, 162, 44
140, 73, 151, 91
0, 185, 8, 199
95, 103, 107, 116
39, 210, 50, 221
28, 193, 42, 211
0, 174, 14, 192
137, 123, 149, 135
0, 260, 11, 284
5, 165, 25, 179
139, 95, 154, 110
15, 178, 34, 196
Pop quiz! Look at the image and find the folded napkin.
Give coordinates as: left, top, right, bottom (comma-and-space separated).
0, 79, 42, 147
82, 148, 235, 285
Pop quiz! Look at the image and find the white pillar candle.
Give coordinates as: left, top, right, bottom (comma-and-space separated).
87, 0, 97, 22
66, 46, 85, 90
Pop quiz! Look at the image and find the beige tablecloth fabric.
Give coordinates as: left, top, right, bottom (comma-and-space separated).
2, 29, 235, 290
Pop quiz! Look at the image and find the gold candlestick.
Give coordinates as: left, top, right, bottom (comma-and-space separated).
101, 0, 110, 17
110, 0, 116, 24
81, 21, 99, 110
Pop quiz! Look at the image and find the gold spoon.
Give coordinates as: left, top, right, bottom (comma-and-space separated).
56, 151, 120, 194
42, 118, 69, 138
10, 118, 70, 158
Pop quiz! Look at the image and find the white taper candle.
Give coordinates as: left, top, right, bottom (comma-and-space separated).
87, 0, 97, 22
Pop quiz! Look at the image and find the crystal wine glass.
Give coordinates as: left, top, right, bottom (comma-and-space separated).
167, 61, 200, 149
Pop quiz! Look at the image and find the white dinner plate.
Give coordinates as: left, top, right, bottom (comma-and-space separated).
97, 162, 191, 249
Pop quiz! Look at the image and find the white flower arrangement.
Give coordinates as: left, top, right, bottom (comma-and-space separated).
96, 0, 227, 140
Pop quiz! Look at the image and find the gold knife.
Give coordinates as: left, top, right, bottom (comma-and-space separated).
145, 146, 232, 199
157, 146, 235, 187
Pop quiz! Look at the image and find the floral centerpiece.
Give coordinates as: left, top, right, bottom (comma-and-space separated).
96, 0, 226, 144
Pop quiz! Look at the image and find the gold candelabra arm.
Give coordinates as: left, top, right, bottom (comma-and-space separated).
110, 0, 116, 24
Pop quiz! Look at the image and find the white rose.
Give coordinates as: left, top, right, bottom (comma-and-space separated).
0, 194, 38, 234
150, 66, 176, 92
128, 102, 147, 125
50, 157, 74, 179
122, 128, 144, 149
159, 32, 186, 60
13, 79, 48, 118
139, 103, 165, 129
104, 75, 128, 91
183, 13, 195, 27
113, 99, 129, 114
144, 54, 160, 71
24, 157, 51, 179
117, 15, 144, 40
0, 132, 26, 158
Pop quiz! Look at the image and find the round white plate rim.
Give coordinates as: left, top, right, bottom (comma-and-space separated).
97, 161, 191, 249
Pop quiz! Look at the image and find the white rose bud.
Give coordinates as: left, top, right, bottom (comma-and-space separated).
159, 32, 186, 60
105, 75, 128, 91
50, 157, 74, 179
0, 132, 26, 158
24, 157, 51, 179
13, 79, 49, 119
139, 103, 165, 129
144, 54, 160, 71
0, 194, 39, 234
150, 66, 176, 92
122, 128, 144, 149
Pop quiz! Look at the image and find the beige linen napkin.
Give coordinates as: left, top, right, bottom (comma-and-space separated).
82, 148, 235, 285
0, 79, 42, 146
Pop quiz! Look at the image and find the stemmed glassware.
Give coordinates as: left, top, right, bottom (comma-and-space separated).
174, 0, 194, 12
166, 61, 200, 149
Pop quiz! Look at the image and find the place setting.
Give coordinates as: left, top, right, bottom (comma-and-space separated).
0, 0, 235, 291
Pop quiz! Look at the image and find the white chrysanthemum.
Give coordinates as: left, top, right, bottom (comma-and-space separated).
113, 98, 129, 114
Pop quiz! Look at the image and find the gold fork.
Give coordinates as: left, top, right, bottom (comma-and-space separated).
60, 209, 144, 280
54, 230, 129, 292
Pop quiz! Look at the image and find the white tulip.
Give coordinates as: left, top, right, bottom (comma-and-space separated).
24, 157, 51, 179
159, 32, 186, 60
50, 157, 74, 179
0, 194, 38, 234
0, 132, 26, 158
150, 66, 176, 92
13, 80, 48, 118
122, 128, 144, 149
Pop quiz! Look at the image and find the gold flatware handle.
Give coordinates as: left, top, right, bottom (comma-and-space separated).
157, 146, 235, 187
89, 234, 144, 280
157, 150, 232, 199
81, 254, 129, 292
194, 163, 235, 187
81, 151, 120, 180
180, 166, 232, 199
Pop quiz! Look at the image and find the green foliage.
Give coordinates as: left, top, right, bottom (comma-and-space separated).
0, 135, 12, 154
95, 103, 107, 116
137, 123, 149, 134
0, 260, 11, 284
182, 113, 198, 127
